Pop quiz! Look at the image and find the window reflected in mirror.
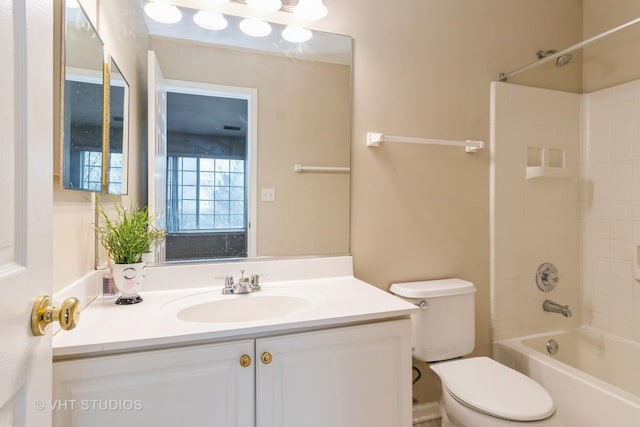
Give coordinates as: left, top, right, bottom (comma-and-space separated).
165, 89, 252, 260
63, 77, 104, 191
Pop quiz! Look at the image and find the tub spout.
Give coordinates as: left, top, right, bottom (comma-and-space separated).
543, 299, 572, 317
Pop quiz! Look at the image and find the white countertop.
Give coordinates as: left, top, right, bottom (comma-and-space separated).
53, 275, 418, 359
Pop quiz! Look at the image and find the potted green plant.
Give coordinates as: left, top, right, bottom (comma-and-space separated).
95, 204, 165, 305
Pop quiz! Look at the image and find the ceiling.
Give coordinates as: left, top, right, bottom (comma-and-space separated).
167, 92, 248, 137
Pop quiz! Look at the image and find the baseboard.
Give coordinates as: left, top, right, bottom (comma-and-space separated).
413, 401, 440, 422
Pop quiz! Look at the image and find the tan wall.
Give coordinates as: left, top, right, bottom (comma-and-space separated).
315, 0, 582, 402
52, 0, 149, 291
149, 39, 350, 256
583, 0, 640, 92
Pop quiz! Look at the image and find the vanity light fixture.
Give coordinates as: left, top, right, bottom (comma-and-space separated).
144, 1, 182, 24
239, 18, 272, 37
282, 25, 312, 43
294, 0, 328, 21
193, 10, 228, 30
246, 0, 283, 14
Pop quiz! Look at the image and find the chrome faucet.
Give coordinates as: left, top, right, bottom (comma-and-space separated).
222, 270, 261, 295
543, 299, 572, 317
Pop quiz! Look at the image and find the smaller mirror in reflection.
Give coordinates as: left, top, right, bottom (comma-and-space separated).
108, 58, 130, 195
63, 77, 104, 191
62, 2, 105, 192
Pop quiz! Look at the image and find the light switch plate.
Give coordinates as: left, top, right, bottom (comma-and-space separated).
261, 188, 275, 202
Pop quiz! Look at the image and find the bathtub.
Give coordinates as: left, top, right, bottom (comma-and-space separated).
494, 327, 640, 427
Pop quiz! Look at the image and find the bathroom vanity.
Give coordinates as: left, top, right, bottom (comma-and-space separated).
52, 257, 416, 427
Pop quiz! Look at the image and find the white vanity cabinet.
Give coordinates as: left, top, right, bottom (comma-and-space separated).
53, 319, 411, 427
53, 339, 256, 427
255, 319, 411, 427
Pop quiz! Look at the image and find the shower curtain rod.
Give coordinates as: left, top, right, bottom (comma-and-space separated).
499, 15, 640, 81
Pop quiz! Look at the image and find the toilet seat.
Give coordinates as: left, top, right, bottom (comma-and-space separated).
430, 357, 555, 422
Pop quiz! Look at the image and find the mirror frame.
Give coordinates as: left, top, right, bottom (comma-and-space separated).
106, 56, 130, 195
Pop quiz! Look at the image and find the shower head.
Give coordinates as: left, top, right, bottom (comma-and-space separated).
536, 49, 573, 67
555, 53, 573, 67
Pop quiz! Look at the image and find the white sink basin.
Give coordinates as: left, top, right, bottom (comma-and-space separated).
164, 288, 323, 323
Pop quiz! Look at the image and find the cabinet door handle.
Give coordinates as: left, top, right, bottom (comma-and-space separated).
261, 352, 272, 364
239, 354, 252, 367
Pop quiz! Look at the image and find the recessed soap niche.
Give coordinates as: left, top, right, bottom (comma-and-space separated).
526, 146, 570, 179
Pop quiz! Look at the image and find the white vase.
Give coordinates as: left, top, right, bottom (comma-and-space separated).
111, 262, 146, 305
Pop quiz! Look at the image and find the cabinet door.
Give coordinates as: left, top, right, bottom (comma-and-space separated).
53, 340, 254, 427
256, 319, 412, 427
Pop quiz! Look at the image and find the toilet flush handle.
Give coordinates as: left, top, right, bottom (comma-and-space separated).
416, 300, 428, 309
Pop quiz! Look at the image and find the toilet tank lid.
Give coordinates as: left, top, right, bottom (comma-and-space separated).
390, 278, 475, 298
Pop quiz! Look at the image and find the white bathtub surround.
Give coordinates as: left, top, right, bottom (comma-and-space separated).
490, 82, 582, 340
495, 327, 640, 427
581, 79, 640, 340
491, 78, 640, 343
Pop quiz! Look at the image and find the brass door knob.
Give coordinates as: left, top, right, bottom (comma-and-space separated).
261, 352, 272, 364
240, 354, 252, 367
31, 295, 80, 336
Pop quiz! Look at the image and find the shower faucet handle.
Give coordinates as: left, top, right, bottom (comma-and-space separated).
536, 263, 559, 292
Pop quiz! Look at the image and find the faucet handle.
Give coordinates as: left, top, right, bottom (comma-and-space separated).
222, 276, 235, 294
250, 274, 261, 290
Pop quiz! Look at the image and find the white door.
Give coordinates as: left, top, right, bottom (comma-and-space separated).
256, 320, 412, 427
147, 50, 167, 262
0, 1, 54, 426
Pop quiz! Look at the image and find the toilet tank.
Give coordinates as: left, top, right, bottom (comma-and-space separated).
390, 279, 476, 362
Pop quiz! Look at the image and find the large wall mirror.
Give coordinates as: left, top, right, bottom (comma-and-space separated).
62, 1, 129, 194
142, 1, 352, 263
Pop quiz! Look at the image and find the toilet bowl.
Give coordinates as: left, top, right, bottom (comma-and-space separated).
390, 279, 562, 427
431, 357, 561, 427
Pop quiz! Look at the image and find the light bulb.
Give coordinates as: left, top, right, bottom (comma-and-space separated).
193, 11, 228, 30
239, 18, 272, 37
246, 0, 282, 13
144, 2, 182, 24
294, 0, 327, 21
282, 26, 312, 43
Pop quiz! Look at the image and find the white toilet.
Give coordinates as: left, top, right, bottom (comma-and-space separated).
390, 279, 561, 427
